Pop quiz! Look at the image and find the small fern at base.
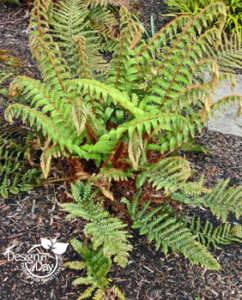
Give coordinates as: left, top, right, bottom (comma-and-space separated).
61, 180, 132, 267
63, 181, 128, 299
66, 239, 126, 299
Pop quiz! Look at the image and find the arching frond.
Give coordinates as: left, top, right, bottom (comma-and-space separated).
122, 193, 221, 270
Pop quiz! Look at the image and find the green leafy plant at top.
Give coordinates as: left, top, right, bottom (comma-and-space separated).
164, 0, 242, 37
3, 0, 242, 272
62, 180, 128, 300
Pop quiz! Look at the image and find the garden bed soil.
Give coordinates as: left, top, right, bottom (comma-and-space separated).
1, 2, 242, 300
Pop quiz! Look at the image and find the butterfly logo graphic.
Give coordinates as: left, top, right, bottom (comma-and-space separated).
40, 238, 69, 255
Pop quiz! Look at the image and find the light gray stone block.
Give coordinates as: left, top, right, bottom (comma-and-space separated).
207, 74, 242, 137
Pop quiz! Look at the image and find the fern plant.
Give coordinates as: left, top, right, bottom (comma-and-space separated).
62, 180, 132, 267
63, 180, 128, 300
66, 239, 126, 300
0, 118, 43, 199
122, 192, 220, 269
2, 0, 242, 273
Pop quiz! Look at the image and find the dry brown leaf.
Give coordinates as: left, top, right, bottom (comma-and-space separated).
100, 187, 114, 201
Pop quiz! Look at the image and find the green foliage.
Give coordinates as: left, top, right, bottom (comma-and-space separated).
6, 0, 241, 184
48, 0, 116, 80
184, 215, 242, 249
122, 192, 221, 270
135, 157, 210, 195
85, 0, 129, 8
61, 180, 132, 267
63, 181, 128, 299
172, 178, 242, 222
204, 31, 242, 72
199, 179, 242, 221
66, 239, 126, 300
0, 118, 42, 199
123, 190, 242, 269
66, 239, 111, 300
173, 137, 211, 155
0, 139, 41, 198
164, 0, 242, 37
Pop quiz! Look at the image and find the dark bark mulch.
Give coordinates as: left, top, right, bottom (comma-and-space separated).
1, 2, 242, 300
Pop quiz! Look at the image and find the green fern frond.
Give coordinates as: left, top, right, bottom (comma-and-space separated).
28, 0, 51, 40
96, 167, 134, 182
185, 215, 242, 250
210, 94, 242, 119
66, 239, 111, 300
67, 239, 126, 300
193, 179, 242, 222
88, 5, 118, 40
65, 181, 129, 299
122, 193, 220, 270
9, 76, 72, 129
49, 0, 109, 79
29, 0, 73, 100
107, 8, 144, 92
204, 32, 242, 73
173, 138, 211, 155
66, 79, 144, 117
173, 178, 242, 222
61, 180, 132, 267
0, 141, 41, 198
136, 157, 209, 195
5, 104, 89, 168
96, 112, 190, 150
32, 37, 73, 98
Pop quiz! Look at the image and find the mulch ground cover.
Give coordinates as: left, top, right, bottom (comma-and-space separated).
1, 2, 242, 300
